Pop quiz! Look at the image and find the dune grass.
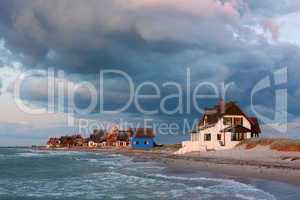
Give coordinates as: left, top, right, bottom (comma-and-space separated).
239, 138, 300, 152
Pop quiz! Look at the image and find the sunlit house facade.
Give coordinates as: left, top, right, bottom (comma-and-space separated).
177, 99, 261, 154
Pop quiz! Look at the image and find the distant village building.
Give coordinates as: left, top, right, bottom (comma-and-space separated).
88, 140, 98, 148
73, 135, 85, 147
106, 126, 119, 146
177, 99, 261, 154
88, 129, 107, 148
116, 129, 132, 147
46, 138, 60, 148
90, 129, 106, 143
46, 127, 156, 150
131, 128, 156, 150
98, 142, 107, 147
116, 141, 128, 147
87, 127, 132, 148
53, 134, 86, 148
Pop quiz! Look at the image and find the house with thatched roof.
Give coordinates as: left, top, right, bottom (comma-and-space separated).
177, 99, 261, 154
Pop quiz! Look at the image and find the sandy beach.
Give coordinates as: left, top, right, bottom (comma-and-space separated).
37, 145, 300, 186
160, 149, 300, 186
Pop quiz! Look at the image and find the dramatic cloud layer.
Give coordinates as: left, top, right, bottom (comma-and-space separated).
0, 0, 300, 145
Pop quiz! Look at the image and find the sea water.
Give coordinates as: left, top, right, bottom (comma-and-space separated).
0, 148, 299, 200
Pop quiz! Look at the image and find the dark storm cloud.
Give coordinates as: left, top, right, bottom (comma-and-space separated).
0, 0, 300, 122
0, 0, 241, 72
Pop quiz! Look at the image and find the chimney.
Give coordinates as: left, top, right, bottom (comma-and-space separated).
219, 98, 225, 114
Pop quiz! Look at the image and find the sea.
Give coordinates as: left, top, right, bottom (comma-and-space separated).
0, 148, 299, 200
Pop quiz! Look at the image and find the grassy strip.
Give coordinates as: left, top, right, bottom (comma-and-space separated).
239, 138, 300, 152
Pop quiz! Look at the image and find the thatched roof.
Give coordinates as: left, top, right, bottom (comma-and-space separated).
198, 99, 261, 134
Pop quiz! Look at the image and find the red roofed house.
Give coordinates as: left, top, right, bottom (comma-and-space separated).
177, 99, 261, 154
47, 138, 60, 148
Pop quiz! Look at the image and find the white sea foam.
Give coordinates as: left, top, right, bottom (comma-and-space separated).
150, 174, 276, 200
16, 150, 88, 158
92, 162, 275, 200
17, 152, 45, 157
0, 171, 277, 200
75, 158, 99, 163
86, 158, 99, 163
111, 194, 126, 199
0, 187, 7, 195
235, 194, 257, 200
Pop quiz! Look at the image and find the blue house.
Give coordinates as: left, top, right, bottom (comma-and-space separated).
131, 128, 156, 150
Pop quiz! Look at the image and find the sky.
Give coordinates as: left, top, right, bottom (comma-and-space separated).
1, 0, 300, 146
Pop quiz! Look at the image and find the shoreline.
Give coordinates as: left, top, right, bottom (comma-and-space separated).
159, 155, 300, 186
35, 146, 300, 186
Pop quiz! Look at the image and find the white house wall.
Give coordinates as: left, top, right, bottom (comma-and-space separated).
177, 114, 253, 154
202, 115, 252, 149
222, 115, 251, 129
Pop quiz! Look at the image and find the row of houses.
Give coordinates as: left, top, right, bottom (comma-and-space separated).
47, 135, 86, 148
47, 99, 262, 153
47, 137, 98, 149
47, 128, 156, 150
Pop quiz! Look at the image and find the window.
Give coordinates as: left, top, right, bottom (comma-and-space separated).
223, 117, 232, 125
144, 141, 149, 145
234, 117, 243, 125
135, 141, 139, 145
204, 134, 211, 141
231, 133, 245, 141
217, 134, 222, 141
